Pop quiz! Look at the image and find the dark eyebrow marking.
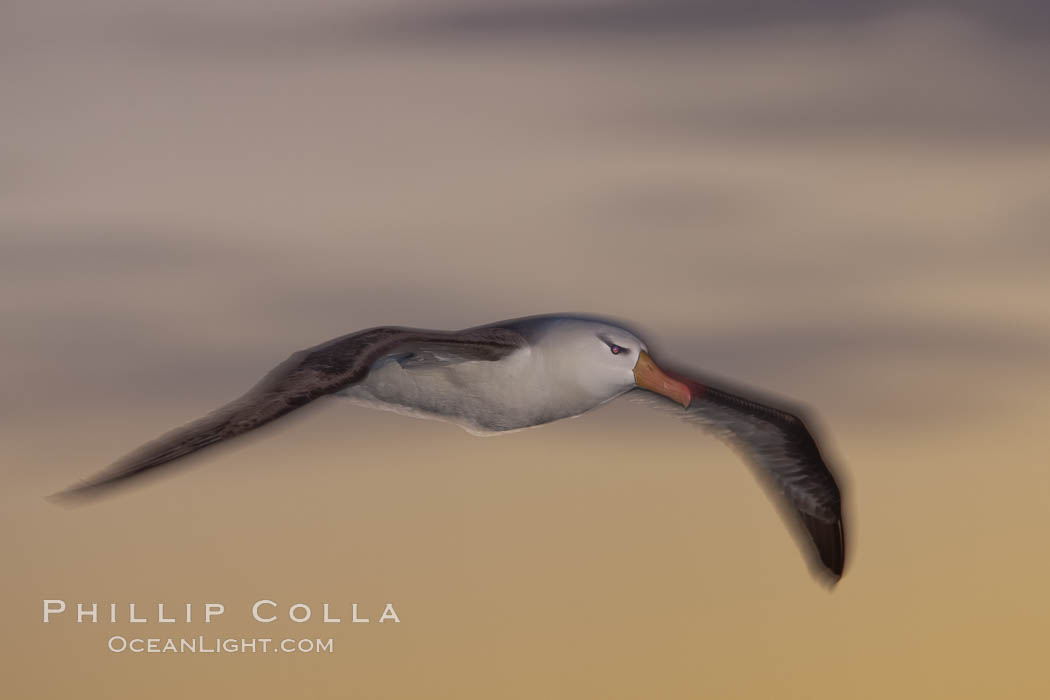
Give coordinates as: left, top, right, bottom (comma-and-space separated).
597, 334, 631, 353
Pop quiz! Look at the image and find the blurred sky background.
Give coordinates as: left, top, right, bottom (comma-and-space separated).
2, 1, 1049, 698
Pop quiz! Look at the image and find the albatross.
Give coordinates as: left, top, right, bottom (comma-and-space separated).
56, 314, 847, 583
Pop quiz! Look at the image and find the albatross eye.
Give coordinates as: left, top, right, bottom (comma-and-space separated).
598, 334, 631, 356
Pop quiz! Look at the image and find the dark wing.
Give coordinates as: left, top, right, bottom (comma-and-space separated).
636, 370, 846, 584
54, 325, 525, 500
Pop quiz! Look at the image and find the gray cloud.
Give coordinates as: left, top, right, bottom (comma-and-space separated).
661, 318, 1050, 376
370, 1, 1050, 40
109, 1, 1050, 58
624, 92, 1050, 148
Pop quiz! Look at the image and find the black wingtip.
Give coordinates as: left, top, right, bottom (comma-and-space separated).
46, 468, 135, 505
799, 511, 846, 585
46, 483, 95, 508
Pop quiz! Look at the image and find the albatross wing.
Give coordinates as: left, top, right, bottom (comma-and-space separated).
54, 325, 525, 499
636, 371, 846, 583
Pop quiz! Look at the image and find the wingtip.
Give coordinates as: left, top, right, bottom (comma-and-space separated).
46, 481, 101, 507
811, 551, 844, 590
798, 510, 846, 587
822, 557, 844, 585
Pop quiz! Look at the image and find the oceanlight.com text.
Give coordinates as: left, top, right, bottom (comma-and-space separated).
106, 636, 335, 654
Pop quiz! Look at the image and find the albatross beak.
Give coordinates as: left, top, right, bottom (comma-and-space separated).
633, 351, 691, 407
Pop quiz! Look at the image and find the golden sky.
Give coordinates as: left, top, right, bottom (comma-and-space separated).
3, 1, 1049, 697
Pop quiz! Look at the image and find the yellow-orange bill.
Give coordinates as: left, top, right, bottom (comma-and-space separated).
633, 351, 692, 407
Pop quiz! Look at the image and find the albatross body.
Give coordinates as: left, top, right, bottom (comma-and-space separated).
341, 316, 647, 434
57, 314, 847, 583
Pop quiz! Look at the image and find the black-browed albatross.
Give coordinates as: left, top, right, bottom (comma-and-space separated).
56, 314, 847, 583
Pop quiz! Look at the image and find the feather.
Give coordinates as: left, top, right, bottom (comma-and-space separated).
53, 325, 524, 499
632, 373, 846, 583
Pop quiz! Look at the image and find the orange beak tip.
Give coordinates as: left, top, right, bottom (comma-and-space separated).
633, 351, 692, 408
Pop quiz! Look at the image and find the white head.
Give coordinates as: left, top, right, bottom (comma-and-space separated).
528, 317, 691, 409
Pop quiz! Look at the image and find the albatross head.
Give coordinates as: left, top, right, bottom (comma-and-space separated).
532, 317, 692, 409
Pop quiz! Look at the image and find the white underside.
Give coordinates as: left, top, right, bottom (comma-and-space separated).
338, 393, 515, 436
337, 347, 626, 435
